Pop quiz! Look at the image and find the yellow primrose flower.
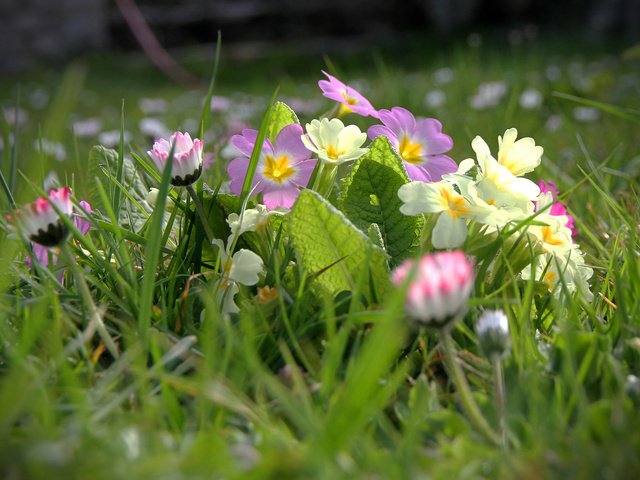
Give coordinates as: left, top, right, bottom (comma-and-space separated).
497, 128, 543, 176
301, 118, 368, 166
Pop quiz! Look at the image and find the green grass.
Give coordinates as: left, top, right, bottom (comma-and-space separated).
1, 32, 639, 478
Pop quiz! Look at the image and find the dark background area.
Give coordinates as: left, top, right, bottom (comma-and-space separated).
1, 0, 639, 73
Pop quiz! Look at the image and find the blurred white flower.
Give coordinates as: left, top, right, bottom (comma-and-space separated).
433, 67, 454, 85
34, 139, 66, 162
545, 65, 562, 82
470, 81, 507, 110
4, 107, 28, 126
519, 88, 543, 110
29, 88, 49, 109
573, 107, 600, 122
424, 89, 446, 109
139, 97, 167, 114
72, 118, 102, 138
210, 95, 231, 112
545, 115, 563, 132
99, 130, 131, 147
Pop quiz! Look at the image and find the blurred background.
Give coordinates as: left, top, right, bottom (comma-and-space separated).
0, 0, 638, 199
1, 0, 638, 73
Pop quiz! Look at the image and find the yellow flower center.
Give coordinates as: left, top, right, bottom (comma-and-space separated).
263, 155, 295, 183
440, 187, 470, 219
398, 135, 423, 164
341, 91, 357, 106
543, 270, 557, 290
541, 226, 566, 247
326, 144, 345, 160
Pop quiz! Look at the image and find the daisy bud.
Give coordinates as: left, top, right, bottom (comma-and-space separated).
147, 131, 203, 187
391, 251, 474, 328
10, 187, 73, 247
476, 310, 511, 360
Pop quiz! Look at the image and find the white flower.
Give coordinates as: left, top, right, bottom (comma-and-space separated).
226, 205, 271, 238
521, 250, 593, 302
525, 213, 574, 254
497, 128, 543, 176
471, 135, 540, 213
211, 239, 264, 315
398, 177, 495, 249
301, 118, 367, 166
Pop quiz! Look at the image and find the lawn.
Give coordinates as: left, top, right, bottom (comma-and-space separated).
1, 31, 639, 479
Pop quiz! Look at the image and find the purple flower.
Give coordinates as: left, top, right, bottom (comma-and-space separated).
537, 180, 576, 236
147, 131, 203, 187
368, 107, 457, 182
227, 124, 316, 210
318, 71, 378, 118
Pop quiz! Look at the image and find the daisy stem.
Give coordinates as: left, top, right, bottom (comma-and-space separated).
440, 330, 500, 446
493, 356, 508, 449
186, 184, 216, 246
62, 244, 119, 359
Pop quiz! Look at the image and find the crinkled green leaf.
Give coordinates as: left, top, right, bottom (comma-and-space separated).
290, 190, 390, 300
265, 101, 299, 143
338, 136, 423, 267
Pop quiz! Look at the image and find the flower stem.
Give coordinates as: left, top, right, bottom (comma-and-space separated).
440, 330, 500, 445
62, 245, 119, 359
493, 356, 508, 449
314, 163, 338, 198
186, 185, 216, 245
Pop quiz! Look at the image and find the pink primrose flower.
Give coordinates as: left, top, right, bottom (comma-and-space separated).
537, 180, 575, 236
368, 107, 457, 182
391, 251, 474, 327
318, 71, 378, 118
227, 124, 316, 210
147, 131, 203, 187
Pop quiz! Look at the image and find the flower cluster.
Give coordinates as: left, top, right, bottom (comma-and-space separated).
398, 128, 592, 301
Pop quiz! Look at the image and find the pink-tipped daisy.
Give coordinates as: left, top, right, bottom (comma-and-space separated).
392, 251, 474, 327
147, 131, 204, 187
10, 187, 74, 247
368, 106, 457, 182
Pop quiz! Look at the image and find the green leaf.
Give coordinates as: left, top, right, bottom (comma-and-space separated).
89, 145, 153, 231
241, 89, 279, 200
553, 91, 640, 123
289, 190, 390, 301
338, 136, 423, 267
265, 101, 300, 143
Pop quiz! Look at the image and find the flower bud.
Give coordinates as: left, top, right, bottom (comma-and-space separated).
476, 310, 511, 360
391, 250, 474, 328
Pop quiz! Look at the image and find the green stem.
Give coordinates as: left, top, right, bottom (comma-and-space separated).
440, 330, 500, 445
62, 245, 119, 359
186, 184, 216, 245
314, 163, 338, 198
493, 356, 508, 449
